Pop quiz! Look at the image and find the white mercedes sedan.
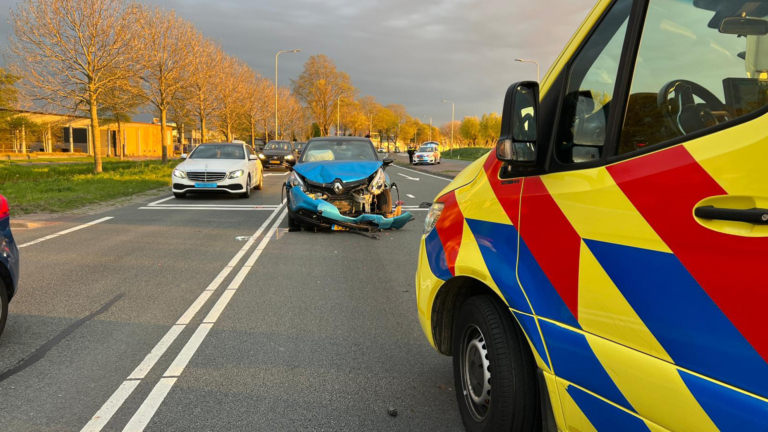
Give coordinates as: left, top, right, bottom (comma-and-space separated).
171, 143, 263, 199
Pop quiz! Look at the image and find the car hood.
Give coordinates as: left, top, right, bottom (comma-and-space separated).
415, 152, 436, 156
293, 161, 382, 183
180, 159, 246, 171
263, 149, 292, 156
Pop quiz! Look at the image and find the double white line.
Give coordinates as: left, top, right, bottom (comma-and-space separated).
82, 205, 288, 432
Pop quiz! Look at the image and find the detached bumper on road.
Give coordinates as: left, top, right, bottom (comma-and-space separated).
288, 187, 413, 230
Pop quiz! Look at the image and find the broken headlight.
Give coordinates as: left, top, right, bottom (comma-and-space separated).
424, 202, 445, 235
368, 168, 386, 196
289, 171, 306, 191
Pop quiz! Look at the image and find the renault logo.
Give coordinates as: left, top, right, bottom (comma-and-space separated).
333, 181, 343, 194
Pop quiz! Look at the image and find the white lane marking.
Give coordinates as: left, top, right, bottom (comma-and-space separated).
264, 172, 290, 176
147, 196, 175, 206
406, 194, 415, 199
122, 378, 177, 432
19, 217, 114, 248
163, 324, 213, 378
152, 204, 279, 208
139, 207, 276, 211
81, 205, 285, 432
397, 173, 420, 181
81, 380, 141, 432
122, 210, 289, 431
390, 164, 452, 182
127, 325, 185, 380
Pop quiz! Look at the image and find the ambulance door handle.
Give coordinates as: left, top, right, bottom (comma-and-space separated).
694, 205, 768, 225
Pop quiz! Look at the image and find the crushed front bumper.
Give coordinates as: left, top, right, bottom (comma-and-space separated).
287, 187, 413, 230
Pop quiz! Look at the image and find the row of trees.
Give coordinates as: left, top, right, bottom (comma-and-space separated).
4, 0, 503, 173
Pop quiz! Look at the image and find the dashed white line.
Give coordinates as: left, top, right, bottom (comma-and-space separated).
120, 210, 289, 432
146, 196, 175, 206
406, 194, 415, 199
81, 205, 285, 432
18, 217, 114, 248
263, 172, 290, 176
390, 164, 452, 181
397, 172, 420, 181
139, 207, 277, 211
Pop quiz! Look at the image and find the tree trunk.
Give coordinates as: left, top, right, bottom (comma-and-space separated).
90, 99, 103, 173
250, 123, 255, 148
180, 124, 185, 154
200, 116, 207, 144
161, 108, 169, 163
117, 119, 124, 161
21, 124, 26, 154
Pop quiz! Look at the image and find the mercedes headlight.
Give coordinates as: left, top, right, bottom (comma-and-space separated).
424, 202, 445, 235
368, 168, 386, 195
228, 169, 245, 179
172, 169, 186, 179
289, 171, 306, 191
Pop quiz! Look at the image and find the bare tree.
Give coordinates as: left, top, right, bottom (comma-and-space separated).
100, 77, 144, 160
137, 6, 197, 163
8, 0, 140, 172
213, 56, 248, 142
187, 36, 225, 144
241, 71, 272, 146
292, 54, 357, 136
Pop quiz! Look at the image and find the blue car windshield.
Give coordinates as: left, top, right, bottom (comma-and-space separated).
300, 140, 377, 162
190, 145, 244, 160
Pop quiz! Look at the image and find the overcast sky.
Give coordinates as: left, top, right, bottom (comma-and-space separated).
0, 0, 595, 125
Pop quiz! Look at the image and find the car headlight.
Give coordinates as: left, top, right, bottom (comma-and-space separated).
258, 153, 266, 159
285, 155, 294, 160
229, 169, 245, 179
288, 171, 306, 191
173, 169, 186, 179
368, 168, 386, 196
424, 202, 445, 235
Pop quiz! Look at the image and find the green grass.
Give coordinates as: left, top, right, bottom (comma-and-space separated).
3, 156, 96, 164
0, 160, 177, 216
441, 147, 492, 161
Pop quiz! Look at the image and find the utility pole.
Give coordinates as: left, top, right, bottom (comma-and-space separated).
442, 100, 455, 156
337, 95, 342, 136
275, 49, 301, 140
422, 116, 432, 142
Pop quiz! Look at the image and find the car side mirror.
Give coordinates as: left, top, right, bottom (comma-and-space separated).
249, 154, 257, 161
497, 81, 539, 166
180, 153, 187, 160
383, 158, 394, 167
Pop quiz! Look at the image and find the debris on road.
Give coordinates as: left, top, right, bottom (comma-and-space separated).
388, 407, 398, 417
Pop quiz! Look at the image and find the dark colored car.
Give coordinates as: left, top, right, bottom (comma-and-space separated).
259, 140, 296, 169
253, 139, 265, 152
294, 142, 307, 156
0, 194, 20, 338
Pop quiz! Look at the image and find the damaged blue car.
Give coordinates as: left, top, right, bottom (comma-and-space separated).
284, 137, 413, 232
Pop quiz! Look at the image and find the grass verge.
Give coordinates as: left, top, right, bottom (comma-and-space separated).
0, 160, 176, 216
441, 147, 491, 161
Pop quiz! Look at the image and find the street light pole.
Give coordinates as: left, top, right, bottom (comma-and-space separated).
515, 58, 540, 82
275, 49, 301, 140
422, 116, 432, 142
337, 95, 341, 136
442, 100, 454, 156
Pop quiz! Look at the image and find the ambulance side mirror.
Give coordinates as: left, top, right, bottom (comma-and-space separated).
497, 81, 539, 166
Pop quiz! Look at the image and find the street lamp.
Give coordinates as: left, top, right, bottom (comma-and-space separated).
337, 95, 342, 136
515, 58, 540, 82
422, 116, 432, 142
442, 100, 455, 156
275, 49, 301, 140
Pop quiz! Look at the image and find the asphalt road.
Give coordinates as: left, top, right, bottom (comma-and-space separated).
0, 161, 464, 431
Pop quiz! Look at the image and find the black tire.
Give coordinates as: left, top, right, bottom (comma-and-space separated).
255, 171, 264, 190
173, 192, 186, 199
288, 213, 301, 229
240, 176, 251, 199
453, 296, 539, 432
0, 278, 8, 339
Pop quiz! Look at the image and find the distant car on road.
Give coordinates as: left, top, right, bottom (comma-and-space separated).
259, 140, 297, 169
413, 143, 441, 165
377, 148, 386, 153
172, 143, 263, 199
294, 141, 307, 156
0, 194, 20, 339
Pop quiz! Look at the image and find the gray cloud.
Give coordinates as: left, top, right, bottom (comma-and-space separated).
0, 0, 595, 124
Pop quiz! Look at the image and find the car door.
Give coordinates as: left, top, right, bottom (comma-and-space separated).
517, 0, 768, 430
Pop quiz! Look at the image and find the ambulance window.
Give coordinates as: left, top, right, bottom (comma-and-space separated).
554, 0, 632, 165
619, 0, 768, 155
